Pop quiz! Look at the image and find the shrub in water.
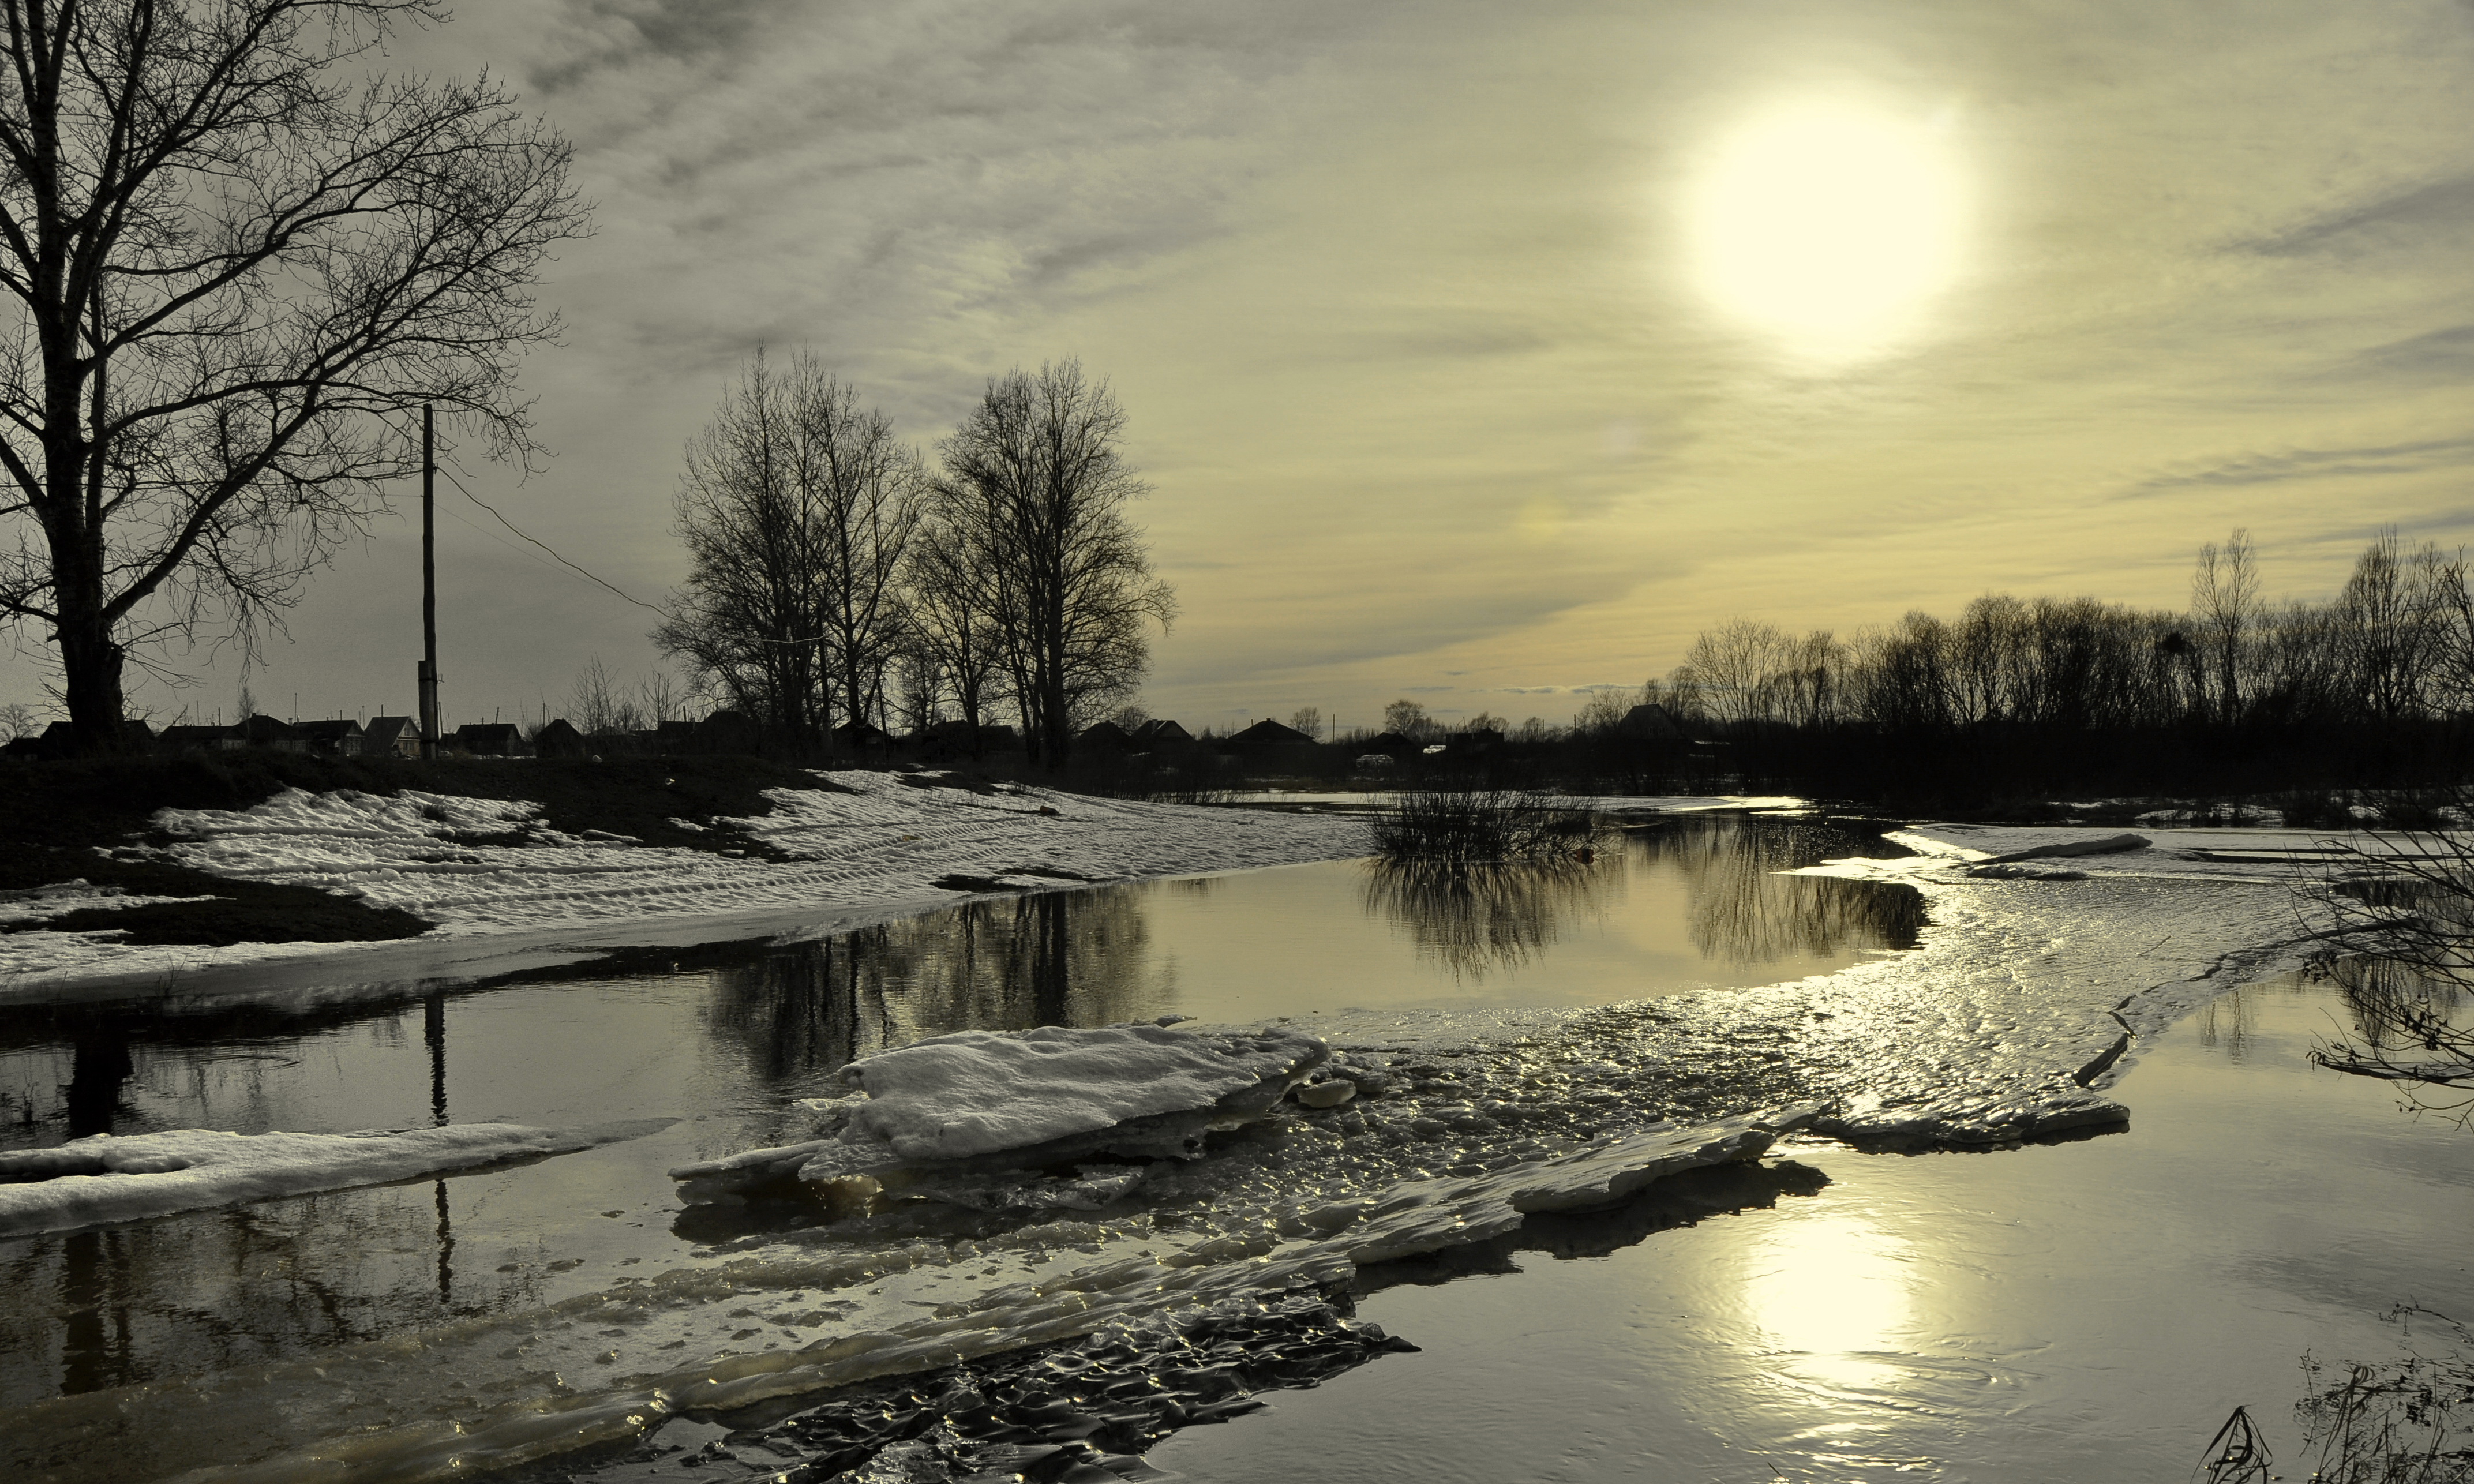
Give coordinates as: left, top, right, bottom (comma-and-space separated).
1370, 789, 1603, 867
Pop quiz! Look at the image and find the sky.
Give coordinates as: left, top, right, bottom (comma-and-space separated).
15, 0, 2474, 734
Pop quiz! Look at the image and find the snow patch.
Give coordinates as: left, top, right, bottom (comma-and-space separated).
0, 1120, 671, 1238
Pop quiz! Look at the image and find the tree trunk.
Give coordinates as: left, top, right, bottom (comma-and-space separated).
53, 526, 130, 754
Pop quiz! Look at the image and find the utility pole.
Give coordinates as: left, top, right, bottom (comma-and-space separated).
418, 406, 440, 760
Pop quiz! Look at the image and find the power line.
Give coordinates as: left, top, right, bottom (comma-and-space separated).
434, 459, 670, 617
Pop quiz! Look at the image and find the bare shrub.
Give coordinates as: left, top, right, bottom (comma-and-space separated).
1370, 790, 1604, 868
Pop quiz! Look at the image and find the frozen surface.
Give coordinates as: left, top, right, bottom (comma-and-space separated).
0, 773, 1373, 990
0, 1122, 661, 1239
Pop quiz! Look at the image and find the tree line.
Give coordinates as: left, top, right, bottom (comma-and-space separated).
1575, 529, 2474, 801
651, 352, 1175, 770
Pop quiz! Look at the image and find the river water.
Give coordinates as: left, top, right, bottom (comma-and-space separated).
0, 815, 2462, 1482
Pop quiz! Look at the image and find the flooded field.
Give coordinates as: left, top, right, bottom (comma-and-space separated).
0, 812, 2458, 1483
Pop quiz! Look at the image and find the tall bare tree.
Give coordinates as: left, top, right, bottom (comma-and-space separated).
656, 353, 924, 752
931, 359, 1174, 769
2190, 529, 2259, 725
903, 512, 1000, 746
0, 1, 586, 753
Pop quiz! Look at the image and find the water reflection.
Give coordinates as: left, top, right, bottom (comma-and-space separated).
1362, 819, 1922, 982
1745, 1214, 1914, 1395
704, 892, 1168, 1097
1637, 818, 1924, 968
1359, 860, 1610, 981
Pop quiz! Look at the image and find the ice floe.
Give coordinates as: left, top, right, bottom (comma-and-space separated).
672, 1024, 1329, 1204
0, 1120, 670, 1238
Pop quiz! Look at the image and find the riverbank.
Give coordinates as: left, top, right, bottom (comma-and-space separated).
0, 763, 1379, 994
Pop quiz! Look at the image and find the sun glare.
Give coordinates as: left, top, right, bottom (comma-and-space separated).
1689, 100, 1967, 363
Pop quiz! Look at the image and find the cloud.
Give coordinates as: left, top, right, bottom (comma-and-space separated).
529, 0, 794, 93
2342, 323, 2474, 384
2126, 436, 2474, 496
2237, 173, 2474, 260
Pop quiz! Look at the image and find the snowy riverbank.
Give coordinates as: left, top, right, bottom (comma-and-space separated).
0, 770, 1381, 995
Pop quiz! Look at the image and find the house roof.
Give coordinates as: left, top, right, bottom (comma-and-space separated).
1130, 718, 1191, 743
235, 714, 298, 740
1614, 703, 1686, 740
1230, 718, 1314, 745
295, 718, 363, 741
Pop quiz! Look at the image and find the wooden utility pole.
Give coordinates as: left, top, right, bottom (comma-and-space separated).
418, 406, 440, 760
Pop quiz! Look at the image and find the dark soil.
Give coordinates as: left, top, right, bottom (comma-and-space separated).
0, 752, 856, 951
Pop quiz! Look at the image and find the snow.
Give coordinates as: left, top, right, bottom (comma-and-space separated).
838, 1023, 1329, 1160
670, 1024, 1330, 1201
0, 1121, 669, 1239
0, 879, 217, 925
0, 772, 1374, 992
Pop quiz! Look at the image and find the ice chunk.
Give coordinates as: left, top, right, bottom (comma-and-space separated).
0, 1121, 670, 1239
1813, 1086, 2127, 1149
1978, 833, 2150, 864
838, 1023, 1327, 1160
671, 1025, 1326, 1202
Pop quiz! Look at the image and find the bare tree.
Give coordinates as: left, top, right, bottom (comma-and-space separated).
2340, 528, 2451, 724
1383, 697, 1440, 740
1288, 705, 1321, 740
657, 354, 923, 752
2191, 529, 2260, 725
0, 1, 586, 754
1683, 617, 1791, 725
903, 510, 1001, 745
568, 655, 640, 737
931, 360, 1174, 769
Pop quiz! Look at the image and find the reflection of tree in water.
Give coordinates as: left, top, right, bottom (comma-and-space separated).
2326, 954, 2465, 1058
0, 1185, 542, 1407
2196, 983, 2256, 1058
704, 889, 1165, 1090
1633, 819, 1925, 968
1359, 859, 1608, 982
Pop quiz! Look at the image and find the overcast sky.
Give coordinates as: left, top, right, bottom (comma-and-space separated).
24, 0, 2474, 733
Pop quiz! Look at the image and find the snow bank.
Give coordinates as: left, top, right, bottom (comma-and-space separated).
0, 1120, 668, 1239
3, 773, 1374, 991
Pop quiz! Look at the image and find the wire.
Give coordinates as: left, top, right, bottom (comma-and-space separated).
435, 459, 672, 617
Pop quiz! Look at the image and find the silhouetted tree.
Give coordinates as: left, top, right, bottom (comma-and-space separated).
657, 354, 924, 750
930, 361, 1175, 769
0, 0, 586, 755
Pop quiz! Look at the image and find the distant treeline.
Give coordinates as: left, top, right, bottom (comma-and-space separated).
1575, 528, 2473, 805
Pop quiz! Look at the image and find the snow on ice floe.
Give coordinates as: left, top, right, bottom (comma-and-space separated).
672, 1024, 1329, 1204
0, 1120, 671, 1238
0, 772, 1373, 991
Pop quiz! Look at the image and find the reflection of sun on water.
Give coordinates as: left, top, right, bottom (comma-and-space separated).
1688, 98, 1968, 364
1745, 1215, 1914, 1393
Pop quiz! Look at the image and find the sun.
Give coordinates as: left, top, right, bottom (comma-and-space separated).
1688, 99, 1969, 363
